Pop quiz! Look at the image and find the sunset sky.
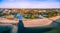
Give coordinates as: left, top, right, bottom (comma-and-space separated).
0, 0, 60, 8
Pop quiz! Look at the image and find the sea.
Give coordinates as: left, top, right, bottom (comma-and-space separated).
0, 21, 60, 33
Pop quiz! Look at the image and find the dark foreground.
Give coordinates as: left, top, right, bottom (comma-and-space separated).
0, 22, 60, 33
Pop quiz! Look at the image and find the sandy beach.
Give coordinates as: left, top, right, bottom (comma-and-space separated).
0, 16, 60, 27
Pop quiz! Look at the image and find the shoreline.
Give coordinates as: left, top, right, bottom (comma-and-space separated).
0, 16, 60, 27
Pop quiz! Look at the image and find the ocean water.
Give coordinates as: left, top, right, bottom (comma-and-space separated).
0, 21, 60, 33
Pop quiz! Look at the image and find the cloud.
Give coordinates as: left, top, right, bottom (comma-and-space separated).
0, 0, 60, 8
0, 0, 60, 2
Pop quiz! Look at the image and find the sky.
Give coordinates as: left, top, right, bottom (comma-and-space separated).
0, 0, 60, 8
